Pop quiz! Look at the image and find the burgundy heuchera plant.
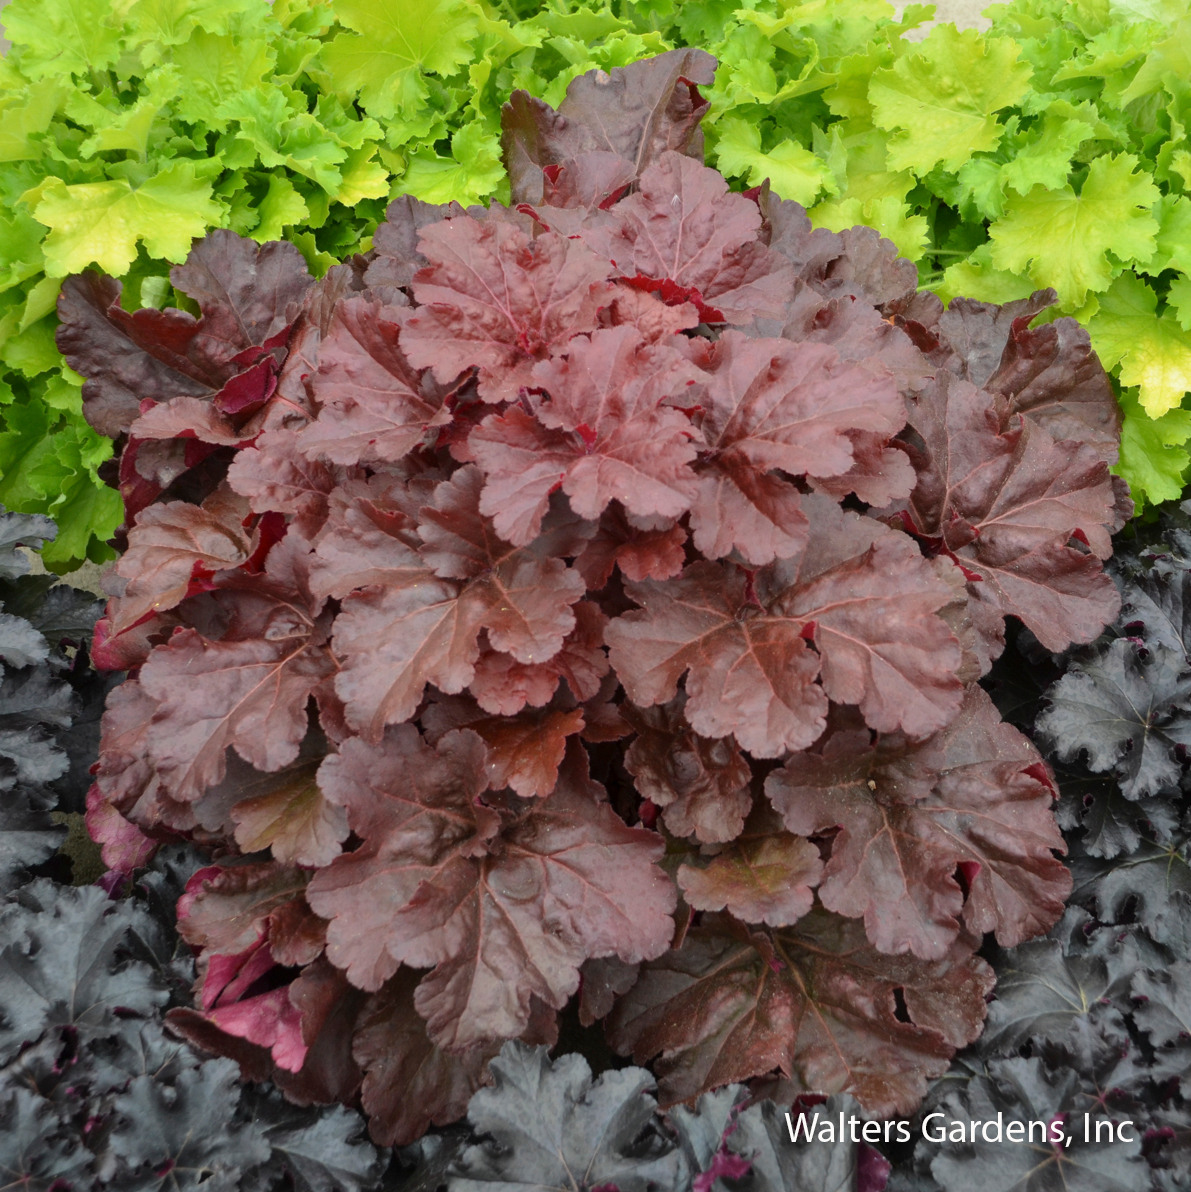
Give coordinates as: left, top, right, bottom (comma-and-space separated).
62, 50, 1130, 1147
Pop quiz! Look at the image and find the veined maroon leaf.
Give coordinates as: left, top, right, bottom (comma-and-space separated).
423, 694, 585, 798
574, 506, 687, 589
138, 538, 335, 802
605, 910, 993, 1116
298, 295, 451, 466
677, 805, 823, 926
352, 967, 497, 1146
502, 48, 716, 205
899, 371, 1123, 653
331, 468, 586, 739
622, 695, 752, 844
582, 152, 796, 325
308, 732, 674, 1047
468, 601, 611, 716
676, 330, 904, 564
177, 860, 311, 956
107, 488, 252, 634
402, 218, 615, 403
766, 685, 1069, 959
607, 498, 963, 756
470, 326, 701, 544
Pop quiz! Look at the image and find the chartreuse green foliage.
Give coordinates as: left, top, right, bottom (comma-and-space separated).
5, 0, 1191, 566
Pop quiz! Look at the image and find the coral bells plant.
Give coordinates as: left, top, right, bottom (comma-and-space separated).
64, 52, 1130, 1146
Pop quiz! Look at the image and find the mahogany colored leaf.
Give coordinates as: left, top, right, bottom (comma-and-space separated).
900, 371, 1123, 653
578, 956, 642, 1027
468, 601, 610, 716
449, 1042, 684, 1190
622, 695, 752, 844
756, 188, 917, 307
607, 499, 963, 757
298, 295, 451, 466
56, 271, 230, 439
766, 685, 1070, 959
605, 910, 993, 1116
107, 489, 252, 634
677, 806, 823, 927
229, 752, 349, 869
308, 732, 674, 1047
501, 48, 716, 204
402, 218, 614, 402
352, 967, 495, 1147
168, 229, 312, 367
901, 289, 1121, 462
422, 694, 585, 798
583, 152, 796, 325
471, 326, 701, 544
177, 860, 310, 955
677, 331, 904, 564
331, 467, 585, 739
227, 428, 338, 539
139, 603, 333, 804
85, 782, 156, 876
367, 194, 469, 289
574, 505, 687, 589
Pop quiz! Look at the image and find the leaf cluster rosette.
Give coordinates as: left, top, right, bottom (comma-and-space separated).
69, 53, 1129, 1147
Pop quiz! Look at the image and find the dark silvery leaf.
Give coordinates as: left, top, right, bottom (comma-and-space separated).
1119, 571, 1191, 660
978, 939, 1124, 1056
665, 1084, 749, 1182
0, 613, 48, 671
928, 1057, 1147, 1192
0, 880, 167, 1063
393, 1131, 470, 1192
106, 1059, 271, 1191
0, 1086, 92, 1192
0, 785, 64, 895
0, 664, 73, 732
50, 665, 121, 814
450, 1042, 685, 1191
1035, 638, 1191, 800
726, 1095, 872, 1192
0, 725, 68, 790
21, 584, 105, 649
242, 1089, 387, 1192
1067, 837, 1191, 934
0, 508, 56, 581
1132, 961, 1191, 1082
1053, 759, 1180, 859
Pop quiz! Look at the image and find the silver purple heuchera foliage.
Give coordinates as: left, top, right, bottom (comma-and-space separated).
57, 49, 1134, 1154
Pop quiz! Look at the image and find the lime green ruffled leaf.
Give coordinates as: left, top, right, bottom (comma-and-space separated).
30, 159, 225, 278
0, 81, 67, 164
2, 0, 125, 80
321, 0, 482, 121
935, 243, 1039, 307
869, 26, 1032, 176
124, 0, 261, 47
809, 193, 929, 263
1000, 111, 1094, 195
0, 209, 47, 294
397, 120, 505, 206
1113, 389, 1191, 509
988, 152, 1160, 310
1150, 194, 1191, 276
32, 423, 121, 568
1169, 275, 1191, 332
713, 117, 836, 208
252, 174, 310, 243
1089, 273, 1191, 418
170, 27, 276, 130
